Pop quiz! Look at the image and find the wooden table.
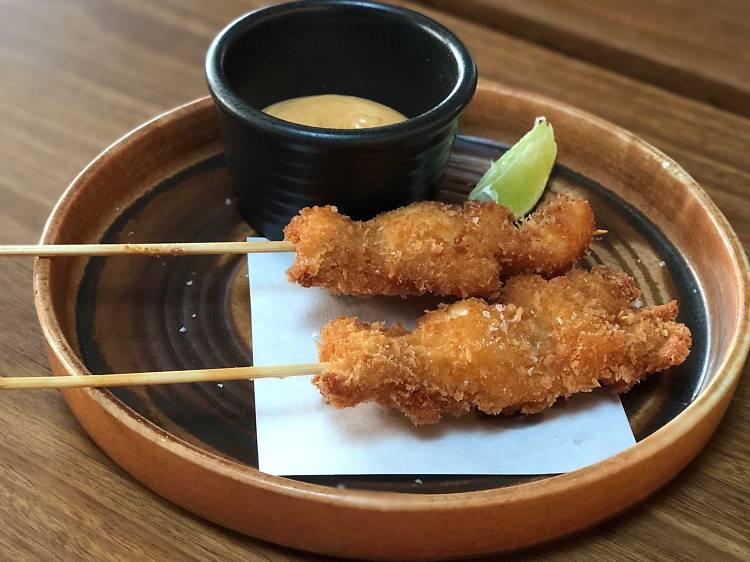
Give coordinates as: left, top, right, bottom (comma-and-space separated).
0, 1, 747, 560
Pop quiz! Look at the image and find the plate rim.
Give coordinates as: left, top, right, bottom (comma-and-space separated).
32, 81, 750, 554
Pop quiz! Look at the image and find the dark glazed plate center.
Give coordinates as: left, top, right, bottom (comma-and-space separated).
75, 136, 707, 494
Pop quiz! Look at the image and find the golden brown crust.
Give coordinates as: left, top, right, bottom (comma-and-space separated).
284, 193, 595, 298
314, 267, 692, 425
506, 193, 597, 277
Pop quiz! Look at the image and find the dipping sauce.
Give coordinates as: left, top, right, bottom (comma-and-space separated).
264, 94, 407, 129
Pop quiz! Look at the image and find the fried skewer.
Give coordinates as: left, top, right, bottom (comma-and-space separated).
286, 192, 595, 299
5, 268, 690, 430
314, 267, 692, 425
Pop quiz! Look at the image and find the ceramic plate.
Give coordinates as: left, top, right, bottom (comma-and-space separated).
34, 82, 749, 560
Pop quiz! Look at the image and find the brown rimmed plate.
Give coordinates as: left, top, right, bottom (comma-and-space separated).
33, 81, 749, 560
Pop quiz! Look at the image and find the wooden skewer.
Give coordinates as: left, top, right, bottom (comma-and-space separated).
0, 363, 328, 390
0, 240, 295, 257
1, 229, 608, 257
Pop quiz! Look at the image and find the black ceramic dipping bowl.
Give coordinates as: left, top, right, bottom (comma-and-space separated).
206, 0, 477, 239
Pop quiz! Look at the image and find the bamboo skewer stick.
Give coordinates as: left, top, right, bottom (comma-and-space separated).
0, 363, 329, 390
0, 240, 295, 257
0, 229, 607, 257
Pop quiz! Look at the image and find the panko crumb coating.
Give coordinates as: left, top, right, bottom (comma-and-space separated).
285, 193, 595, 299
314, 267, 691, 425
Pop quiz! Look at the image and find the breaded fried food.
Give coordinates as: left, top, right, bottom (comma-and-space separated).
285, 193, 595, 299
314, 267, 691, 425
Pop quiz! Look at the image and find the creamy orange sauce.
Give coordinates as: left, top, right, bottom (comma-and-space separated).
264, 94, 407, 129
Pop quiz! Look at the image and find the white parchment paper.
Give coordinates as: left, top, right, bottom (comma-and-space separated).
248, 242, 635, 476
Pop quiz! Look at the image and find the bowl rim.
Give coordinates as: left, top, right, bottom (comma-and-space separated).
33, 83, 750, 513
205, 0, 478, 144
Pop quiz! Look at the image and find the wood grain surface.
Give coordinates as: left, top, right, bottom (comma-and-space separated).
417, 0, 750, 117
0, 1, 747, 560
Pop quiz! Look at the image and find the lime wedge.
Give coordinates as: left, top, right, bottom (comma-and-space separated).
468, 117, 557, 217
